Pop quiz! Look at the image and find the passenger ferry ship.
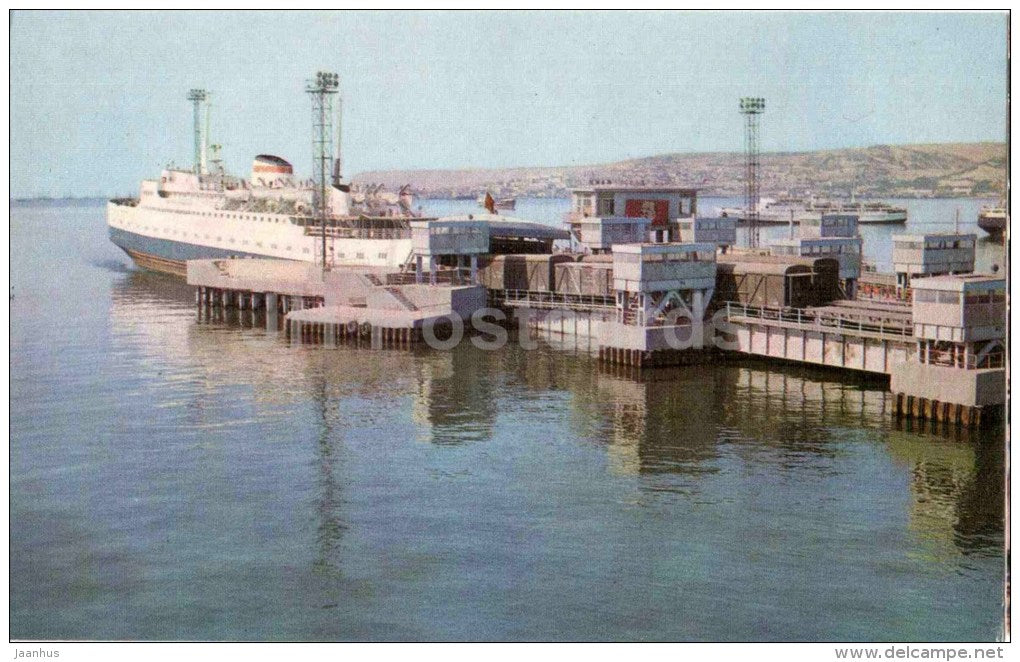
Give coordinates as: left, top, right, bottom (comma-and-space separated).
107, 155, 419, 277
108, 82, 428, 277
720, 197, 908, 224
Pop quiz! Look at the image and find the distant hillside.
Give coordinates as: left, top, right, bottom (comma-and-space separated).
354, 142, 1006, 200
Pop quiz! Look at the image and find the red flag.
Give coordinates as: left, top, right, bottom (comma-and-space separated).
484, 192, 496, 214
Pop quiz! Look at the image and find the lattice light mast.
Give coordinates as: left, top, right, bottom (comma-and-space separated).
306, 71, 340, 271
187, 89, 208, 175
739, 97, 765, 249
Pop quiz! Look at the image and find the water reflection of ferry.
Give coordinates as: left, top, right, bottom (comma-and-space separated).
720, 197, 908, 224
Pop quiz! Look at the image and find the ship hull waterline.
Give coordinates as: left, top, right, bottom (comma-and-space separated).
109, 226, 286, 278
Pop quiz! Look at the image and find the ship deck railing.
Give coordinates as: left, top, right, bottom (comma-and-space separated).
304, 226, 412, 240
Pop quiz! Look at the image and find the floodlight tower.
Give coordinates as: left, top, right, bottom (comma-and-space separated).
187, 89, 208, 175
739, 96, 766, 249
306, 71, 340, 271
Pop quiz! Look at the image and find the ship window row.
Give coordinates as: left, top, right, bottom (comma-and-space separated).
124, 222, 301, 254
150, 207, 286, 223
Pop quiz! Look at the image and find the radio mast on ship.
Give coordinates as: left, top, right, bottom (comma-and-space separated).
307, 71, 340, 272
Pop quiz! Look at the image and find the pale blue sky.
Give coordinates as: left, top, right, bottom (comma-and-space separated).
10, 10, 1008, 197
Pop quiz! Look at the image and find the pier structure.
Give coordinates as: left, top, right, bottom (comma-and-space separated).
182, 179, 1003, 427
675, 217, 737, 252
490, 243, 720, 368
566, 185, 699, 248
187, 257, 487, 348
410, 218, 488, 285
889, 275, 1006, 427
720, 271, 1005, 426
598, 243, 718, 366
187, 215, 564, 348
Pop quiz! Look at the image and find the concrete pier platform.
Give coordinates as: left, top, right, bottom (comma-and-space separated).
187, 257, 487, 347
184, 255, 1005, 429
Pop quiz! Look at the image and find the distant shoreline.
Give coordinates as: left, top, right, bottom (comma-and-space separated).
9, 193, 1002, 205
10, 196, 111, 204
11, 140, 1005, 204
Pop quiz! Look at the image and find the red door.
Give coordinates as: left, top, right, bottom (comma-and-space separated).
624, 199, 669, 227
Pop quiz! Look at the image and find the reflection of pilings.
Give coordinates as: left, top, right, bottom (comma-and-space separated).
598, 345, 717, 368
285, 318, 426, 349
725, 363, 891, 436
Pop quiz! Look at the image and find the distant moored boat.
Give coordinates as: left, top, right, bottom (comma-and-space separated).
720, 197, 907, 224
977, 201, 1006, 239
479, 193, 516, 212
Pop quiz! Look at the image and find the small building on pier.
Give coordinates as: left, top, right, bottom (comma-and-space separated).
889, 274, 1006, 424
567, 185, 699, 249
676, 217, 737, 250
909, 275, 1006, 347
891, 233, 977, 293
800, 213, 859, 238
410, 218, 489, 283
611, 242, 716, 324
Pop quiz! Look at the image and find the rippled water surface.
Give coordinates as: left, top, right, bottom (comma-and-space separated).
10, 199, 1006, 641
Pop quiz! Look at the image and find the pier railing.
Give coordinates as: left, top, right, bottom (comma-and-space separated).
494, 289, 616, 312
724, 302, 914, 340
924, 351, 1006, 370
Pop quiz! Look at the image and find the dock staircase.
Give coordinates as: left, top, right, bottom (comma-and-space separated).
398, 250, 416, 275
622, 296, 642, 325
384, 286, 419, 311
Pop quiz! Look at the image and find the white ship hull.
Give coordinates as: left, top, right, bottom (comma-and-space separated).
108, 199, 413, 277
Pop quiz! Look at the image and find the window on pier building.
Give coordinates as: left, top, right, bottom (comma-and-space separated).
597, 196, 615, 216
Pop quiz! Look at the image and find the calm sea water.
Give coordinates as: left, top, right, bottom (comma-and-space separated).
10, 198, 1005, 641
